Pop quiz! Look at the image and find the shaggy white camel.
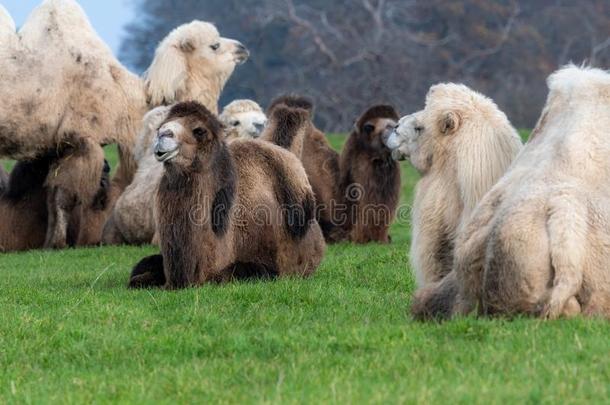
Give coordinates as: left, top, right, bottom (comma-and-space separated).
0, 0, 248, 248
386, 84, 522, 288
219, 100, 267, 141
413, 66, 610, 320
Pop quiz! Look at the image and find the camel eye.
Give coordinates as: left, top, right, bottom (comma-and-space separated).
210, 43, 220, 51
193, 127, 208, 139
232, 121, 240, 127
415, 126, 424, 133
363, 123, 375, 135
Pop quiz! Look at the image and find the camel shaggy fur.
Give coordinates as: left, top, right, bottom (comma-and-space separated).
128, 102, 325, 289
0, 166, 7, 194
0, 0, 248, 248
338, 105, 401, 244
219, 100, 267, 141
261, 103, 311, 157
414, 66, 610, 320
102, 107, 170, 245
266, 96, 343, 242
0, 155, 112, 252
101, 103, 256, 247
0, 5, 16, 47
386, 84, 523, 288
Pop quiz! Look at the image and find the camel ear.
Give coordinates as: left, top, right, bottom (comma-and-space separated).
440, 111, 460, 135
145, 43, 189, 106
179, 39, 196, 53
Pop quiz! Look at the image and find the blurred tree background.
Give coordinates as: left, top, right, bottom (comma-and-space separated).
120, 0, 610, 131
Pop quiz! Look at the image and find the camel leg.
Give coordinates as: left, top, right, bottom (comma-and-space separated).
582, 291, 610, 319
540, 195, 586, 319
44, 138, 105, 249
411, 270, 459, 321
454, 191, 503, 315
129, 254, 166, 289
560, 297, 581, 318
101, 212, 127, 245
151, 230, 160, 246
44, 187, 82, 249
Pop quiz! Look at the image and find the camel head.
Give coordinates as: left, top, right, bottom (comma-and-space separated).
386, 111, 425, 164
220, 99, 267, 140
145, 21, 249, 109
388, 83, 484, 174
353, 105, 399, 156
154, 101, 224, 170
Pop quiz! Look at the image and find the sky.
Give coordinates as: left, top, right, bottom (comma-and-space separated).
2, 0, 134, 53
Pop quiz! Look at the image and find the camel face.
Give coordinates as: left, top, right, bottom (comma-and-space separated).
220, 99, 267, 141
389, 101, 462, 175
145, 21, 250, 108
154, 122, 183, 164
387, 112, 425, 163
187, 22, 249, 84
224, 110, 268, 139
154, 102, 223, 169
355, 108, 398, 155
364, 117, 397, 152
201, 34, 249, 71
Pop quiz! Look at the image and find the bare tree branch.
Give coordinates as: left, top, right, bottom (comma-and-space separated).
455, 4, 521, 72
284, 0, 338, 64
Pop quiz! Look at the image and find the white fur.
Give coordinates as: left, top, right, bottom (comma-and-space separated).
451, 65, 610, 319
133, 107, 172, 162
0, 5, 16, 49
548, 64, 610, 97
145, 22, 247, 111
425, 83, 523, 216
394, 83, 522, 288
0, 0, 243, 163
0, 0, 143, 159
0, 4, 16, 32
219, 100, 267, 140
388, 112, 423, 160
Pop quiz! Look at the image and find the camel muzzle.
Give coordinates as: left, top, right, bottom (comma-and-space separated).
154, 136, 179, 163
384, 130, 401, 150
234, 43, 250, 65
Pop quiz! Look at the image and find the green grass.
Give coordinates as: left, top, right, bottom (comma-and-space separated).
0, 133, 609, 404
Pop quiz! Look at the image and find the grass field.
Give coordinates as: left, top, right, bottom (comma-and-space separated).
0, 133, 609, 403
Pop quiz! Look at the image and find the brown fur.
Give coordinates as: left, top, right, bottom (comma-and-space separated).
76, 159, 116, 246
128, 101, 325, 289
0, 154, 112, 252
268, 95, 314, 114
0, 158, 50, 251
0, 2, 249, 248
338, 105, 400, 243
0, 166, 7, 194
43, 138, 105, 249
267, 95, 343, 242
260, 105, 310, 157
